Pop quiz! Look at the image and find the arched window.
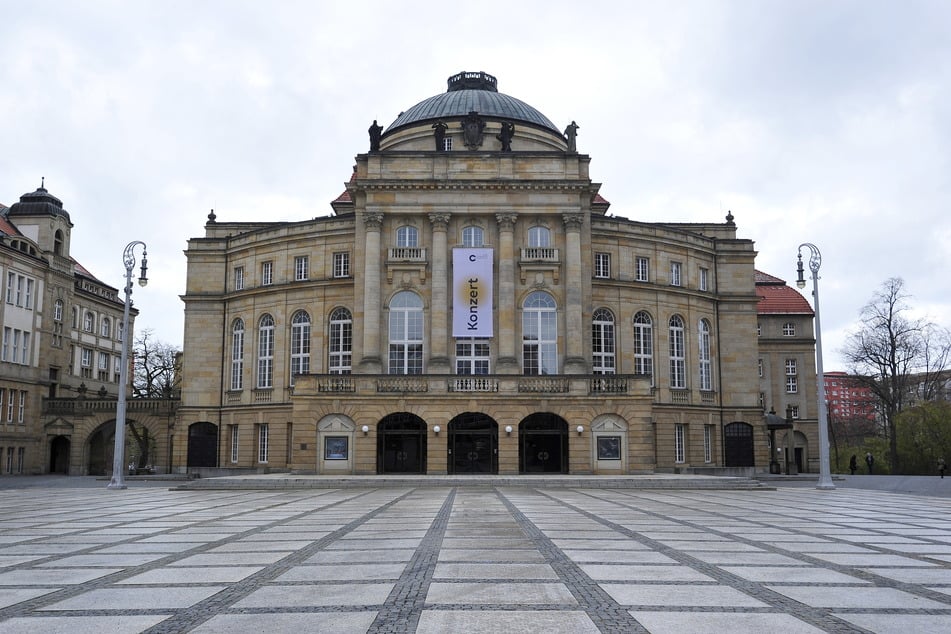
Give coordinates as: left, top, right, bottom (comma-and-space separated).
591, 308, 615, 374
633, 311, 653, 379
669, 315, 686, 389
290, 311, 311, 383
257, 314, 275, 389
522, 291, 557, 375
396, 226, 418, 248
329, 308, 352, 374
231, 319, 244, 391
54, 230, 64, 256
699, 319, 712, 391
117, 321, 124, 343
83, 311, 94, 332
528, 226, 551, 248
388, 292, 423, 374
462, 226, 484, 247
100, 317, 111, 338
53, 300, 64, 322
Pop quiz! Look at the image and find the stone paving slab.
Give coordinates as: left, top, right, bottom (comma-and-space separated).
1, 483, 951, 632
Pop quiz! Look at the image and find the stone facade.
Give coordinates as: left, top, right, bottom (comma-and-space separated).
0, 184, 175, 476
177, 72, 775, 476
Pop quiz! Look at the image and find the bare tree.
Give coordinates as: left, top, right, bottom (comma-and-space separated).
842, 278, 951, 472
132, 329, 181, 399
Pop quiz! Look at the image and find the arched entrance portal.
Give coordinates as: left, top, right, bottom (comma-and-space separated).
724, 422, 755, 467
448, 413, 498, 474
187, 422, 218, 468
49, 436, 70, 474
87, 424, 112, 476
519, 414, 569, 473
377, 413, 427, 474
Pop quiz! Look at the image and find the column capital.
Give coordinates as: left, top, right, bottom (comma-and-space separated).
496, 213, 518, 231
429, 213, 451, 230
562, 213, 585, 231
364, 212, 383, 230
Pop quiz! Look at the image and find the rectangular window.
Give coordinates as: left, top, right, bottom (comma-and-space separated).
6, 390, 14, 423
783, 322, 796, 336
785, 358, 797, 375
758, 358, 763, 377
81, 348, 92, 368
790, 405, 800, 419
699, 267, 709, 291
5, 447, 11, 473
636, 257, 649, 282
443, 137, 452, 151
333, 252, 350, 278
258, 423, 269, 463
5, 272, 14, 304
261, 261, 273, 286
230, 425, 239, 463
594, 252, 611, 278
674, 424, 686, 463
25, 279, 34, 309
759, 392, 765, 410
1, 327, 8, 362
234, 266, 245, 291
17, 447, 24, 474
704, 425, 713, 463
294, 255, 309, 281
670, 262, 682, 286
17, 390, 25, 423
15, 275, 23, 306
98, 351, 109, 370
19, 332, 29, 365
786, 376, 798, 393
455, 340, 490, 375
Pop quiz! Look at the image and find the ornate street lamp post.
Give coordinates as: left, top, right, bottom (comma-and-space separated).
107, 241, 148, 490
797, 243, 835, 490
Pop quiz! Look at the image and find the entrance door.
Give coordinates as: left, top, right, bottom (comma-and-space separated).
448, 413, 498, 474
49, 436, 70, 474
519, 414, 569, 473
187, 422, 218, 468
377, 413, 427, 474
724, 422, 754, 467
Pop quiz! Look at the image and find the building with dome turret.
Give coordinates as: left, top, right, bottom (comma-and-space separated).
0, 183, 175, 476
177, 71, 770, 475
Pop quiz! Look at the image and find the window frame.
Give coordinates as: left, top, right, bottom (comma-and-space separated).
594, 252, 611, 279
636, 257, 650, 282
294, 255, 309, 281
591, 308, 616, 375
669, 315, 686, 389
333, 252, 351, 278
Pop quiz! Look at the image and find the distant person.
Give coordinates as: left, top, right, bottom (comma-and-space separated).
939, 457, 946, 479
849, 454, 858, 475
865, 452, 874, 475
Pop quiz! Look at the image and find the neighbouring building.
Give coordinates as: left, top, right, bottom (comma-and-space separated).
176, 71, 777, 475
824, 371, 878, 424
755, 271, 821, 473
0, 183, 176, 476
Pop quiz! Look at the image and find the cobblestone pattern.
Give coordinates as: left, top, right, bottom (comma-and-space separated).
1, 484, 951, 632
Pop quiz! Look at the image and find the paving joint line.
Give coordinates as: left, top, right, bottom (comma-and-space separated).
495, 487, 650, 634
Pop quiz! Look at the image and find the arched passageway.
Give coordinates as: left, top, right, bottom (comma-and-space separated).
519, 413, 568, 474
447, 413, 498, 474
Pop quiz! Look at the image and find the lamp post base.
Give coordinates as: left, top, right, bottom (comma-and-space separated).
107, 479, 128, 490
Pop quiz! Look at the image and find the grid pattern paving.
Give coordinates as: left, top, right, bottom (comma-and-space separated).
0, 484, 950, 633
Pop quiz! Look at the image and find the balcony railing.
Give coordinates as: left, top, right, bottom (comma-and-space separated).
520, 247, 559, 262
388, 247, 426, 262
43, 397, 179, 416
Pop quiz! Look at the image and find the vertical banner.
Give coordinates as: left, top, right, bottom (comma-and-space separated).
453, 248, 494, 337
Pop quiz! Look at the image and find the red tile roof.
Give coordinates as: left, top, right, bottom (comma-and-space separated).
756, 270, 814, 315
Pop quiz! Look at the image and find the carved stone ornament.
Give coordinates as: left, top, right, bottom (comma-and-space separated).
364, 212, 384, 230
461, 111, 485, 150
429, 213, 451, 229
496, 213, 518, 230
563, 213, 585, 230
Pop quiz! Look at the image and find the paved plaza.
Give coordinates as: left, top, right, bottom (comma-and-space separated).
1, 479, 951, 633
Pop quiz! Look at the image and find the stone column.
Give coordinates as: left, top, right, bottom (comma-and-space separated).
359, 212, 383, 373
563, 213, 586, 374
428, 213, 451, 373
496, 213, 518, 373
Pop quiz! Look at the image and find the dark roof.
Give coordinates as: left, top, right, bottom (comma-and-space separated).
756, 270, 814, 315
385, 71, 560, 136
6, 185, 72, 223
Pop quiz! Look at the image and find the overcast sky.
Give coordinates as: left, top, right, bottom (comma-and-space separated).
2, 0, 949, 371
